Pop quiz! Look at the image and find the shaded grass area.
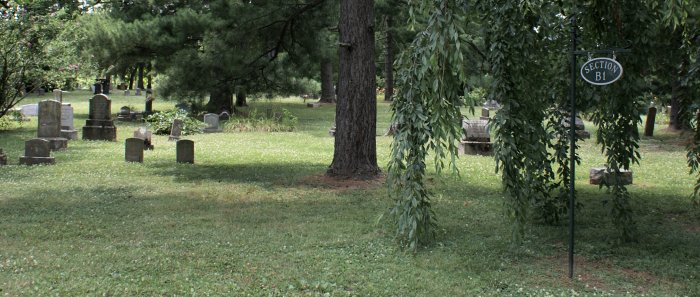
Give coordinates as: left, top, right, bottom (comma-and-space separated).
0, 91, 698, 295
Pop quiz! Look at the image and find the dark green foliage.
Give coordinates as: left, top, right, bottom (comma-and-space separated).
388, 1, 471, 249
145, 110, 206, 136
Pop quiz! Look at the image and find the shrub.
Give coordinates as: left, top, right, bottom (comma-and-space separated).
145, 110, 206, 135
224, 108, 298, 132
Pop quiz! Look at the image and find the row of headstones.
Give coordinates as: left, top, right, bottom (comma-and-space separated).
125, 137, 194, 164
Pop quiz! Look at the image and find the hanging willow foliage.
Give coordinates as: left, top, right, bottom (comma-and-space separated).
388, 0, 471, 250
391, 0, 696, 248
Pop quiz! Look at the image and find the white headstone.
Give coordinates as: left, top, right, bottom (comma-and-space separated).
19, 104, 39, 117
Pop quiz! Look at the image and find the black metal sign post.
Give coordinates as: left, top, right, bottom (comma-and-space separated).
568, 11, 629, 279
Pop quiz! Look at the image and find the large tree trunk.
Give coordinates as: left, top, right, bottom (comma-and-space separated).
207, 87, 233, 113
137, 63, 145, 90
146, 62, 153, 90
235, 86, 248, 107
327, 0, 379, 179
384, 15, 394, 102
128, 66, 136, 90
320, 59, 335, 103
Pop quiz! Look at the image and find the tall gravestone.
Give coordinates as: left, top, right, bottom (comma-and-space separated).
203, 113, 222, 133
19, 139, 55, 165
125, 138, 144, 163
176, 140, 194, 164
168, 119, 183, 141
82, 94, 117, 141
52, 89, 63, 103
60, 103, 78, 140
644, 107, 657, 137
145, 96, 154, 116
38, 100, 68, 150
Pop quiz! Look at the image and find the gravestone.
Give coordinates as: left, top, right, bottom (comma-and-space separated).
459, 119, 492, 155
483, 99, 501, 110
0, 148, 7, 165
82, 94, 117, 141
307, 102, 321, 108
19, 139, 55, 165
38, 100, 68, 151
133, 127, 154, 150
203, 113, 222, 133
125, 138, 144, 163
589, 167, 633, 185
562, 116, 590, 139
135, 87, 142, 96
480, 108, 490, 121
94, 82, 102, 94
117, 106, 132, 121
145, 95, 154, 116
168, 119, 183, 141
329, 125, 336, 137
60, 104, 78, 140
176, 139, 194, 164
52, 89, 63, 102
19, 104, 38, 117
219, 111, 231, 121
124, 89, 131, 96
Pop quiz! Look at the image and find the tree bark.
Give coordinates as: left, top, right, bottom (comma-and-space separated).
137, 63, 145, 90
146, 62, 152, 90
207, 87, 233, 113
327, 0, 380, 179
235, 86, 248, 107
320, 59, 335, 103
384, 15, 394, 102
128, 66, 136, 90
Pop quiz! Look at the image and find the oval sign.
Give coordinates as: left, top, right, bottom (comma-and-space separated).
580, 57, 623, 85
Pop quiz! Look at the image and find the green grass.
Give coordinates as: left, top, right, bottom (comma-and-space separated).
0, 90, 698, 296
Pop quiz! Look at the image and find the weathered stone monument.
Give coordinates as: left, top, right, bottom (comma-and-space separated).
0, 148, 7, 165
37, 100, 68, 150
563, 116, 591, 139
458, 119, 492, 155
168, 119, 183, 141
19, 139, 55, 165
203, 113, 222, 133
480, 108, 490, 121
60, 103, 78, 140
133, 127, 154, 150
589, 167, 633, 185
145, 95, 154, 116
125, 138, 144, 163
82, 94, 117, 141
135, 87, 142, 96
307, 102, 321, 108
52, 89, 63, 103
124, 89, 131, 96
176, 139, 194, 164
117, 106, 132, 121
94, 82, 102, 94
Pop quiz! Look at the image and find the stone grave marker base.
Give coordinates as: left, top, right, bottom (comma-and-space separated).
458, 141, 493, 156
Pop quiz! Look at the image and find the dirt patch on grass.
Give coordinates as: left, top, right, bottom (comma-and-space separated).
300, 174, 386, 193
541, 254, 671, 294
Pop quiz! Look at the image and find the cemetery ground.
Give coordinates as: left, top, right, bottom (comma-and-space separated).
0, 91, 698, 296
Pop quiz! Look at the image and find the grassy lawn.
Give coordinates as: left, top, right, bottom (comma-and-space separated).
0, 90, 698, 296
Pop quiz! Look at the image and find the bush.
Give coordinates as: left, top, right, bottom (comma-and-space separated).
145, 110, 206, 135
224, 108, 298, 132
